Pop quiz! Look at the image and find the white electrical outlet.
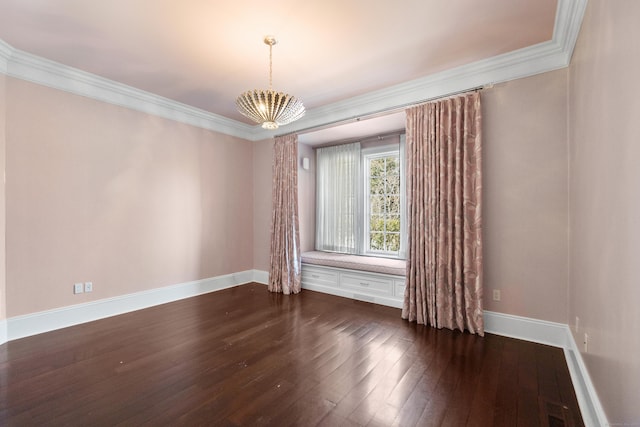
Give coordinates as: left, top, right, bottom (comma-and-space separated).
583, 333, 589, 352
492, 289, 501, 301
84, 282, 93, 293
74, 283, 84, 294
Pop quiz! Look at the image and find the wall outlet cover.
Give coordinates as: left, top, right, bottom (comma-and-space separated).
583, 333, 589, 352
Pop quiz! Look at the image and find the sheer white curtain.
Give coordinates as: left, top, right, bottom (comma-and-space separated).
399, 133, 407, 259
315, 142, 362, 253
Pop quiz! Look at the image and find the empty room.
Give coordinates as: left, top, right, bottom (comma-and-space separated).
0, 0, 638, 426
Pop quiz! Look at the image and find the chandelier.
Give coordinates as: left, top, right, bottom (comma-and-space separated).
236, 36, 305, 130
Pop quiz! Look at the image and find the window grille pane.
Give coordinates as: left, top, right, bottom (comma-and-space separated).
369, 158, 385, 177
370, 233, 384, 250
386, 176, 400, 194
386, 215, 401, 232
386, 157, 399, 175
369, 178, 384, 195
387, 233, 401, 251
370, 195, 384, 214
370, 215, 385, 232
387, 195, 400, 214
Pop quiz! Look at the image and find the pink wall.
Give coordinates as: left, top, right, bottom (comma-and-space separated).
483, 70, 568, 323
0, 73, 6, 322
252, 138, 273, 272
297, 143, 315, 253
5, 78, 254, 317
252, 72, 570, 324
568, 0, 640, 423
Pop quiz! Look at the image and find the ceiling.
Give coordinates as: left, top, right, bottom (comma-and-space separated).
0, 0, 559, 143
0, 0, 557, 139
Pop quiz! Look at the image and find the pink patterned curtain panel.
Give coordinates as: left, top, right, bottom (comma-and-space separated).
268, 134, 302, 295
403, 92, 484, 335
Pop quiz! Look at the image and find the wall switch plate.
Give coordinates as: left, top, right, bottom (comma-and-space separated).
74, 283, 84, 294
84, 282, 93, 293
575, 316, 580, 332
492, 289, 501, 301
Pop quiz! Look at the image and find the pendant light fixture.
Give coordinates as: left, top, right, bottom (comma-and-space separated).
236, 36, 305, 129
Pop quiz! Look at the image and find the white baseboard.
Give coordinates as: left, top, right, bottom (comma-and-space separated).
0, 318, 7, 345
483, 310, 607, 427
252, 269, 269, 285
564, 330, 609, 427
483, 310, 569, 348
1, 272, 607, 427
6, 269, 257, 341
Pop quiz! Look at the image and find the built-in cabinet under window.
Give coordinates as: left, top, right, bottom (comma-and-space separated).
301, 263, 405, 309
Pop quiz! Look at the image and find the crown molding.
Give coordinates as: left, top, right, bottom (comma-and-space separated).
4, 47, 257, 140
265, 40, 567, 139
0, 0, 586, 142
553, 0, 589, 64
254, 0, 588, 140
0, 39, 12, 74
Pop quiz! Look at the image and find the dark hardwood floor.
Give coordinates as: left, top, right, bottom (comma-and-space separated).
0, 283, 583, 426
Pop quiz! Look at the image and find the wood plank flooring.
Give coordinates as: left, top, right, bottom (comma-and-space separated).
0, 283, 583, 426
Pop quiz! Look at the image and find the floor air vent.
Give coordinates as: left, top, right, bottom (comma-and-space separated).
539, 397, 577, 427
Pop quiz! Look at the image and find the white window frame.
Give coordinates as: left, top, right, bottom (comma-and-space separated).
361, 144, 406, 259
314, 135, 406, 260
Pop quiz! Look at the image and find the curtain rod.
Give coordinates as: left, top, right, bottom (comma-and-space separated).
275, 85, 488, 138
312, 129, 405, 149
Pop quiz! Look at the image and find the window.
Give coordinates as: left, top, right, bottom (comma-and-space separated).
315, 135, 405, 259
364, 148, 401, 256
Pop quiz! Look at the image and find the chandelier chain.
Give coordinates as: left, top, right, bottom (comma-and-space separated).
269, 42, 273, 90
